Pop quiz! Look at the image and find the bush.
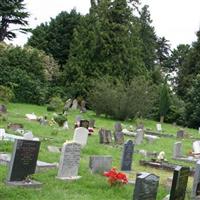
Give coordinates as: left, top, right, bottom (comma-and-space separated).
89, 77, 157, 120
53, 113, 67, 127
0, 85, 14, 104
47, 97, 64, 112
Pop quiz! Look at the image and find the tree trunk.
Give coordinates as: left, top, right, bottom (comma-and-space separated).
160, 116, 164, 123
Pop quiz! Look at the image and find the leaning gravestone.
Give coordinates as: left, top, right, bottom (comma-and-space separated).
57, 142, 81, 180
169, 166, 190, 200
80, 120, 89, 129
6, 139, 41, 187
173, 142, 182, 158
99, 129, 112, 144
73, 127, 89, 147
133, 172, 159, 200
121, 140, 134, 171
192, 160, 200, 199
89, 155, 112, 174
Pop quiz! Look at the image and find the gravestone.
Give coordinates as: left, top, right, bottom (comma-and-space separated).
74, 115, 82, 128
193, 141, 200, 157
99, 129, 112, 144
192, 160, 200, 199
89, 119, 95, 128
134, 129, 144, 145
173, 142, 182, 158
7, 123, 23, 131
169, 166, 190, 200
121, 140, 134, 171
89, 156, 112, 174
71, 99, 78, 110
23, 131, 34, 140
114, 122, 122, 132
156, 123, 162, 132
80, 120, 89, 129
63, 98, 72, 111
6, 139, 41, 187
176, 130, 185, 138
0, 128, 6, 140
80, 100, 87, 113
0, 104, 7, 113
73, 127, 89, 147
133, 172, 159, 200
114, 131, 124, 145
57, 142, 81, 180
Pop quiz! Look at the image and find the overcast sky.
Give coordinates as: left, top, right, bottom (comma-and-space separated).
8, 0, 200, 49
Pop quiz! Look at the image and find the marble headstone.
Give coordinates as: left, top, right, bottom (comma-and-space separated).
133, 172, 159, 200
169, 166, 190, 200
192, 160, 200, 199
73, 127, 89, 147
121, 140, 134, 171
89, 155, 112, 174
57, 142, 81, 180
173, 142, 182, 158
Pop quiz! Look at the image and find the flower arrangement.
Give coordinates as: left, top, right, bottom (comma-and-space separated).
104, 168, 128, 186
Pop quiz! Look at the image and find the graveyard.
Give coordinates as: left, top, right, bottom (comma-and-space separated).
0, 103, 200, 200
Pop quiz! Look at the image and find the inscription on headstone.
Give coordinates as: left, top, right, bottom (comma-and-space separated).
169, 166, 190, 200
7, 139, 40, 182
133, 172, 159, 200
57, 142, 81, 180
121, 140, 134, 171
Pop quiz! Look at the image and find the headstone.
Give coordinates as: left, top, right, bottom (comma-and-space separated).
73, 127, 89, 147
134, 129, 144, 145
80, 120, 89, 129
0, 128, 6, 140
99, 129, 112, 144
25, 113, 37, 120
63, 121, 69, 129
89, 119, 95, 128
121, 140, 134, 171
192, 160, 200, 199
173, 142, 182, 158
156, 123, 162, 132
89, 156, 112, 174
63, 98, 72, 111
114, 131, 124, 145
7, 123, 23, 131
114, 122, 122, 132
75, 115, 82, 128
176, 130, 185, 138
57, 142, 81, 180
71, 99, 78, 110
169, 166, 190, 200
193, 141, 200, 156
80, 100, 87, 113
6, 139, 41, 187
133, 172, 159, 200
0, 104, 7, 113
23, 131, 34, 140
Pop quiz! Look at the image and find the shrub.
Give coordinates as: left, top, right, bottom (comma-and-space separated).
47, 97, 64, 112
0, 85, 14, 104
53, 113, 67, 127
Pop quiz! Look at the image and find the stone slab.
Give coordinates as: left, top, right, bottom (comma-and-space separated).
6, 180, 42, 188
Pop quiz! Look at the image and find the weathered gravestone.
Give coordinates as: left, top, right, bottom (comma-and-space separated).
134, 129, 144, 145
57, 142, 81, 180
80, 100, 87, 113
89, 155, 112, 174
63, 98, 72, 111
114, 131, 124, 145
0, 104, 7, 113
71, 99, 78, 110
133, 172, 159, 200
73, 127, 89, 147
114, 122, 122, 132
121, 140, 134, 171
169, 166, 190, 200
156, 123, 162, 132
80, 120, 89, 129
99, 129, 112, 144
89, 119, 95, 128
176, 130, 185, 138
192, 160, 200, 200
193, 141, 200, 158
173, 142, 182, 158
6, 139, 41, 187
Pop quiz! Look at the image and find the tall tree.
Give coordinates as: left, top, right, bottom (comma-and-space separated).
0, 0, 29, 41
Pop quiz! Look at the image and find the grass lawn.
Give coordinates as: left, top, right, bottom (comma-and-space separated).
0, 103, 199, 200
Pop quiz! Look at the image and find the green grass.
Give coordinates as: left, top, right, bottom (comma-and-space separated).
0, 103, 199, 200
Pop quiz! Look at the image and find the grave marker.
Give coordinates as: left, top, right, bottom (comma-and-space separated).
173, 142, 182, 158
114, 131, 124, 145
99, 129, 112, 144
73, 127, 89, 147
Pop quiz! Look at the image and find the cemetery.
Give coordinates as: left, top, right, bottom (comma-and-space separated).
0, 103, 200, 199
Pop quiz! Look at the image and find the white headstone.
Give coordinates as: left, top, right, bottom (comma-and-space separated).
193, 141, 200, 157
156, 123, 162, 132
25, 113, 37, 120
23, 131, 34, 140
73, 127, 89, 147
57, 142, 81, 180
63, 121, 69, 129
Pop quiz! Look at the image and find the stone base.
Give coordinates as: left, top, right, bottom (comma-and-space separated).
6, 180, 42, 188
56, 176, 81, 181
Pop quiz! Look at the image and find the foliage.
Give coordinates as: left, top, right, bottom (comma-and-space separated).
0, 0, 29, 41
53, 113, 67, 127
89, 76, 157, 120
47, 97, 64, 112
104, 168, 128, 186
0, 85, 14, 104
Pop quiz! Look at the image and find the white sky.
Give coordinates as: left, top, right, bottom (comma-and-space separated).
7, 0, 200, 49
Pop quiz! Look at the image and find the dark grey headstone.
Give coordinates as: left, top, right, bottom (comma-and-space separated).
80, 120, 89, 129
114, 131, 124, 145
176, 130, 185, 138
114, 122, 122, 132
121, 140, 134, 171
7, 139, 40, 182
99, 129, 112, 144
133, 172, 159, 200
192, 160, 200, 199
169, 166, 190, 200
89, 119, 95, 128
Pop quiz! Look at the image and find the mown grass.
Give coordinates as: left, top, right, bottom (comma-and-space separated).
0, 103, 199, 200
